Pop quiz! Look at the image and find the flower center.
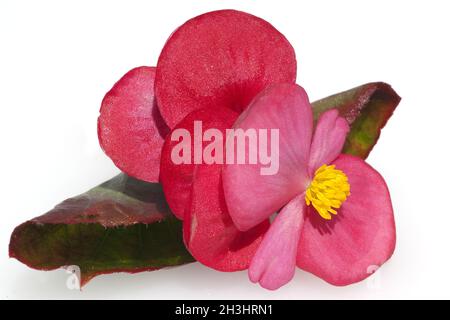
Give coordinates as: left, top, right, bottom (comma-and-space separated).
305, 164, 350, 220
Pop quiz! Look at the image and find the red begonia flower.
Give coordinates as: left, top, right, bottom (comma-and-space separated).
98, 66, 169, 182
222, 83, 396, 289
95, 9, 396, 289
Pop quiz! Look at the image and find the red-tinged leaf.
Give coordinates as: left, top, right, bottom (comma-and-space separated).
312, 82, 401, 159
9, 174, 194, 287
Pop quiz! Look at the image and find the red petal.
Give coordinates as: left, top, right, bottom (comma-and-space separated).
160, 107, 238, 219
184, 162, 270, 271
98, 67, 169, 182
155, 9, 297, 128
297, 154, 396, 286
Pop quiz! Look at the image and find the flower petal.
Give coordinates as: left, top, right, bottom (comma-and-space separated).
155, 9, 296, 128
297, 154, 396, 286
184, 162, 269, 271
98, 66, 169, 182
160, 107, 238, 219
223, 84, 313, 231
249, 195, 305, 290
308, 109, 349, 174
311, 82, 401, 159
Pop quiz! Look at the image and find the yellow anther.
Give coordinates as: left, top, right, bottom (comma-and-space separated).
305, 164, 351, 220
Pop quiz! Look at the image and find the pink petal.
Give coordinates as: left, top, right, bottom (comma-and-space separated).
222, 84, 313, 231
297, 154, 396, 286
184, 161, 270, 271
98, 66, 169, 182
308, 109, 349, 174
249, 195, 305, 290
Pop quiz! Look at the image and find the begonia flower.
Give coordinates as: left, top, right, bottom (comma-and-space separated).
10, 7, 399, 289
222, 83, 396, 289
96, 9, 396, 289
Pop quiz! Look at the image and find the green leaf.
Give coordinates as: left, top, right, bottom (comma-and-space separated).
312, 82, 401, 159
9, 174, 194, 286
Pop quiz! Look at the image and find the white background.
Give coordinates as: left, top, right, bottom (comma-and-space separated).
1, 0, 449, 299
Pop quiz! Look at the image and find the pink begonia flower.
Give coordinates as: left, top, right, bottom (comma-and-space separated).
222, 83, 396, 290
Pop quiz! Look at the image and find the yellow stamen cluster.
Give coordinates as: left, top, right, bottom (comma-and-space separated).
305, 164, 351, 220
